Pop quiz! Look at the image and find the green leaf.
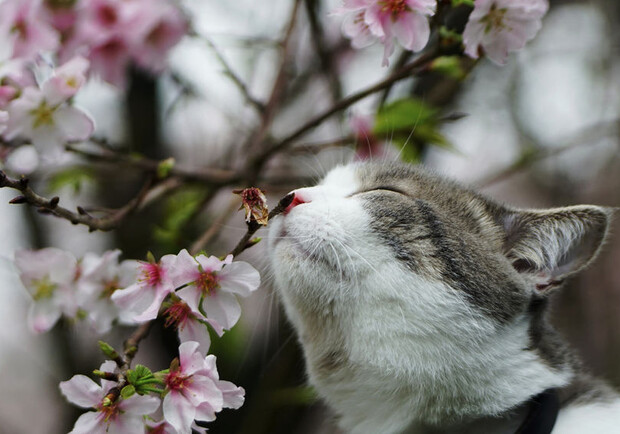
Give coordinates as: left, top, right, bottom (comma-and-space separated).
153, 187, 208, 248
133, 364, 153, 379
157, 157, 176, 179
430, 56, 467, 80
47, 166, 95, 194
372, 98, 458, 163
373, 98, 438, 136
121, 385, 136, 399
98, 341, 119, 360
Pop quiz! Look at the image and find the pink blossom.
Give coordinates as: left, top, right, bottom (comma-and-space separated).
163, 341, 224, 433
163, 299, 224, 354
0, 0, 60, 60
170, 249, 261, 331
60, 361, 160, 434
3, 85, 94, 155
111, 254, 177, 322
127, 1, 188, 73
77, 250, 138, 334
463, 0, 548, 65
14, 247, 78, 333
334, 0, 436, 66
43, 2, 78, 33
88, 36, 133, 88
67, 0, 134, 87
43, 56, 90, 103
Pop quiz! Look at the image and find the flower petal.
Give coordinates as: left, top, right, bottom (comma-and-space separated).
69, 411, 106, 434
218, 262, 260, 297
203, 291, 241, 330
55, 105, 95, 141
163, 392, 195, 434
178, 318, 211, 354
59, 375, 103, 408
120, 394, 160, 415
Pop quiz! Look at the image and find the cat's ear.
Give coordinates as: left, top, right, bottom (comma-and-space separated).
501, 205, 612, 293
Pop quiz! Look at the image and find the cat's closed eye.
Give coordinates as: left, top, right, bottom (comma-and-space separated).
350, 186, 409, 197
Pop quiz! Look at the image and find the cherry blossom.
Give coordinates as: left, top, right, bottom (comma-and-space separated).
170, 249, 261, 331
163, 298, 224, 354
333, 0, 436, 66
0, 0, 60, 61
60, 360, 160, 434
14, 247, 78, 333
43, 56, 90, 103
64, 0, 188, 87
162, 341, 224, 433
128, 0, 188, 73
3, 85, 94, 155
77, 250, 138, 334
111, 253, 177, 322
463, 0, 549, 65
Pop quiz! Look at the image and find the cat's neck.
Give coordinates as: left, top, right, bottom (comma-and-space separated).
303, 286, 575, 433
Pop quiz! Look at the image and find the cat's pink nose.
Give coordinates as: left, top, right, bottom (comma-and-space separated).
284, 191, 308, 214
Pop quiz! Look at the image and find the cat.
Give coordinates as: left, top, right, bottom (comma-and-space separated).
268, 161, 620, 434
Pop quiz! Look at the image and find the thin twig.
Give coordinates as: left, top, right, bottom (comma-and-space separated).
66, 143, 238, 185
476, 119, 620, 187
198, 32, 266, 113
122, 321, 154, 369
245, 0, 303, 156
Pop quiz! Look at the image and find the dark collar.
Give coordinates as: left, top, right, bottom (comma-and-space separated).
515, 388, 560, 434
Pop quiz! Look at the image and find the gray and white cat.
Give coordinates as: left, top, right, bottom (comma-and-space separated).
268, 162, 620, 434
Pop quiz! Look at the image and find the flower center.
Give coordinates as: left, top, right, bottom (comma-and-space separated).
165, 370, 191, 391
482, 3, 509, 34
101, 278, 120, 299
97, 5, 118, 26
10, 19, 28, 39
32, 276, 56, 300
30, 101, 57, 128
380, 0, 408, 17
97, 397, 120, 423
45, 0, 78, 10
196, 271, 218, 295
147, 23, 168, 46
163, 301, 192, 330
140, 262, 163, 287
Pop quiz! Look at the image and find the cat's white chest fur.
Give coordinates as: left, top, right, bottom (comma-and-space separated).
268, 162, 620, 433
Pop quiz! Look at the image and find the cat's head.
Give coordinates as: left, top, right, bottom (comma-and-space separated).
268, 161, 611, 360
268, 161, 612, 429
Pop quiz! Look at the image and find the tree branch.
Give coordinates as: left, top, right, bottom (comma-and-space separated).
0, 170, 155, 232
248, 45, 442, 172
